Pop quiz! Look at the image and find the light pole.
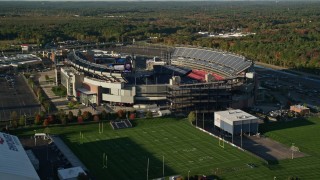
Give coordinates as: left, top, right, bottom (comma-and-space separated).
188, 170, 190, 180
47, 143, 49, 160
34, 130, 37, 146
162, 155, 165, 179
24, 113, 27, 127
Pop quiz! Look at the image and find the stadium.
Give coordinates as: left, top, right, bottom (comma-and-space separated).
56, 46, 256, 113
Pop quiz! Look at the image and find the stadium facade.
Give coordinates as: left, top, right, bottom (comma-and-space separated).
56, 47, 256, 113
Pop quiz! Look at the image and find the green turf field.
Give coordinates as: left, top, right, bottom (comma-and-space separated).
14, 117, 320, 179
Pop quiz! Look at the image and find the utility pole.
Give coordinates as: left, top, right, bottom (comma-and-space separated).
203, 112, 205, 129
163, 156, 165, 179
24, 113, 27, 127
196, 110, 198, 127
147, 158, 149, 180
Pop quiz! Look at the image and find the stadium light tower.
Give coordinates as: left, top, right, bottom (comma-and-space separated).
34, 130, 37, 146
147, 158, 150, 180
162, 156, 165, 179
24, 113, 27, 127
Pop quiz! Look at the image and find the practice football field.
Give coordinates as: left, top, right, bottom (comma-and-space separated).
14, 117, 320, 179
62, 118, 262, 179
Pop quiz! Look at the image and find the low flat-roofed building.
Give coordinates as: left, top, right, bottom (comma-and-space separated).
290, 105, 310, 116
0, 132, 40, 180
57, 166, 86, 180
214, 109, 259, 138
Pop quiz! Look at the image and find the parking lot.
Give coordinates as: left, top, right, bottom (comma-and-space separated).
256, 67, 320, 107
253, 66, 320, 118
0, 73, 40, 122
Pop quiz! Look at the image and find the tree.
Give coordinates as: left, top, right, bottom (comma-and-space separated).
48, 115, 56, 124
288, 176, 300, 180
43, 119, 49, 126
146, 110, 153, 119
10, 111, 18, 128
188, 111, 196, 124
129, 113, 135, 120
68, 111, 74, 122
93, 115, 100, 122
19, 116, 25, 126
77, 116, 83, 124
45, 74, 49, 81
100, 110, 108, 120
263, 115, 270, 123
61, 115, 67, 125
82, 111, 92, 121
77, 109, 82, 117
36, 87, 42, 98
34, 114, 42, 125
117, 109, 125, 119
58, 109, 67, 125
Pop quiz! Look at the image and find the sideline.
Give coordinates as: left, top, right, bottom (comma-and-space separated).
51, 136, 88, 171
194, 126, 269, 164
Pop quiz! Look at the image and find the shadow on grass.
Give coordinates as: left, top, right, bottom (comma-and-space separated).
62, 136, 177, 180
259, 118, 315, 133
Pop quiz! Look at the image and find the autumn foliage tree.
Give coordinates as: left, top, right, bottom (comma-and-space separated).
77, 116, 83, 124
43, 119, 49, 126
117, 109, 125, 119
93, 115, 100, 122
82, 111, 92, 121
34, 114, 42, 125
48, 115, 56, 124
129, 113, 135, 120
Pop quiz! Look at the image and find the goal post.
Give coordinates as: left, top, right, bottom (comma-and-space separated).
219, 137, 225, 148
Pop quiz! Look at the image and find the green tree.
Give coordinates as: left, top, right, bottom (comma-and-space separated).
263, 115, 270, 123
58, 109, 67, 124
188, 111, 196, 124
100, 110, 108, 120
45, 75, 49, 81
146, 110, 153, 119
10, 111, 18, 128
19, 115, 25, 126
68, 111, 74, 122
77, 109, 82, 117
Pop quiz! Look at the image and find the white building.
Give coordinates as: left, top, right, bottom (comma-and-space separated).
214, 109, 259, 138
0, 132, 40, 180
58, 166, 86, 180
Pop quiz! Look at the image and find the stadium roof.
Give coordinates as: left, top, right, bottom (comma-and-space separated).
0, 132, 40, 180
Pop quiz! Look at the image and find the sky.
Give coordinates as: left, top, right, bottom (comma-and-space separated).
0, 0, 320, 2
0, 0, 285, 1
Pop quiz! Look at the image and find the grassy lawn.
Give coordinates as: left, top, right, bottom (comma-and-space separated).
51, 85, 67, 97
13, 117, 320, 179
259, 116, 320, 179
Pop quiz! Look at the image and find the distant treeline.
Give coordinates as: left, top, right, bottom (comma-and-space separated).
0, 1, 319, 73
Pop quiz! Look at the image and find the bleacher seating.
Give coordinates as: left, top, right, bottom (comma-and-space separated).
171, 47, 252, 76
110, 119, 133, 130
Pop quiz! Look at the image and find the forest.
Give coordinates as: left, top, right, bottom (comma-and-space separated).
0, 1, 319, 73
